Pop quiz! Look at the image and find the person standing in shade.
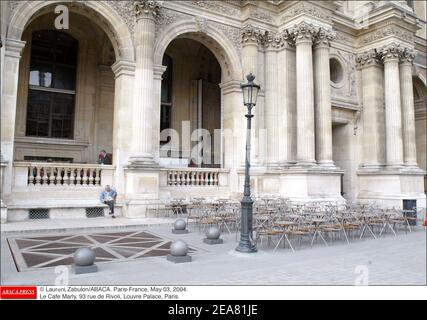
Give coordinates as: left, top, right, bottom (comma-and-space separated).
100, 185, 117, 218
98, 150, 112, 165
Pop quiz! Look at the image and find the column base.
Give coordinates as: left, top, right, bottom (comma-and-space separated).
317, 160, 336, 169
128, 154, 158, 168
361, 163, 384, 171
296, 160, 317, 167
386, 163, 405, 171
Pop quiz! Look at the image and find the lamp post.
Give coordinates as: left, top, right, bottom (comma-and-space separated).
236, 73, 260, 253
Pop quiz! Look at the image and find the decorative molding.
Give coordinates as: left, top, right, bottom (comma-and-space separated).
8, 0, 22, 13
211, 21, 242, 53
195, 16, 208, 34
154, 8, 191, 36
106, 0, 135, 33
280, 2, 332, 24
134, 0, 162, 19
249, 9, 274, 23
190, 1, 240, 17
359, 26, 415, 45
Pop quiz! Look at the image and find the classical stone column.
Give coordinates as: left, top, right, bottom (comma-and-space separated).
111, 60, 136, 196
313, 28, 335, 167
399, 48, 418, 168
129, 0, 161, 166
289, 22, 318, 166
263, 34, 280, 167
379, 43, 404, 169
356, 50, 384, 169
241, 24, 264, 166
0, 39, 26, 196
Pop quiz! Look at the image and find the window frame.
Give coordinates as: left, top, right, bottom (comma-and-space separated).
26, 30, 78, 140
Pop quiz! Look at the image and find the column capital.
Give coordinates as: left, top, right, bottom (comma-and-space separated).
111, 60, 136, 79
356, 49, 382, 69
399, 47, 416, 65
4, 38, 26, 59
134, 0, 162, 20
378, 42, 404, 63
287, 21, 319, 45
313, 27, 336, 48
263, 31, 295, 50
241, 24, 266, 47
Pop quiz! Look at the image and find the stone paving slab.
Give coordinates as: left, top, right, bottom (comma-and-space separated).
0, 217, 175, 235
1, 224, 426, 286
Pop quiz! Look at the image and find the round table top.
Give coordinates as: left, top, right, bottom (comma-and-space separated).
275, 221, 296, 226
311, 219, 325, 224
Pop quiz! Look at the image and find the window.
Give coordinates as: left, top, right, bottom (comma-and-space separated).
26, 30, 78, 139
160, 55, 173, 143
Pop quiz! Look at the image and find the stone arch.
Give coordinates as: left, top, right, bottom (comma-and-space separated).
7, 0, 135, 62
154, 19, 243, 82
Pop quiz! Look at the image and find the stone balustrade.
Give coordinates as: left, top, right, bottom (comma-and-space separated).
13, 162, 115, 189
162, 168, 229, 187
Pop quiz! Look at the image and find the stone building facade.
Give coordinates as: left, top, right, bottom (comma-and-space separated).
0, 0, 426, 222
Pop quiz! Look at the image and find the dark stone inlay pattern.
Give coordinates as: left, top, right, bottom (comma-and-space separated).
8, 231, 199, 271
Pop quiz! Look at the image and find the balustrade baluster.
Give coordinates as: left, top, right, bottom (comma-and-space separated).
94, 169, 101, 186
35, 167, 42, 186
28, 165, 34, 185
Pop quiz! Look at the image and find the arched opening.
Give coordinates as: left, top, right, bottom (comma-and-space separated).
14, 10, 117, 164
159, 37, 222, 168
413, 76, 427, 192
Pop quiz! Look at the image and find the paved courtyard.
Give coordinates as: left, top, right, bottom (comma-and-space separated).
1, 221, 426, 286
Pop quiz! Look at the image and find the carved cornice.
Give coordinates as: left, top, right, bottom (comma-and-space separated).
287, 21, 320, 44
190, 1, 240, 17
280, 2, 332, 24
134, 0, 162, 19
359, 26, 415, 46
355, 50, 382, 69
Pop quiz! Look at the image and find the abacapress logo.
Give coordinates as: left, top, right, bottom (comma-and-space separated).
0, 286, 37, 299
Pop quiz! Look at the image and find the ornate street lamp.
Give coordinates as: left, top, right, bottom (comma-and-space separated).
236, 73, 260, 253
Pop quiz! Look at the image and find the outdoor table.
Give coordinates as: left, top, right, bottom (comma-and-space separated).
358, 214, 377, 239
333, 214, 350, 244
310, 218, 328, 247
273, 221, 296, 252
379, 212, 397, 236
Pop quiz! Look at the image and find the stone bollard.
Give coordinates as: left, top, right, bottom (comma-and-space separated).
172, 218, 189, 234
203, 226, 223, 245
73, 247, 98, 274
167, 240, 192, 263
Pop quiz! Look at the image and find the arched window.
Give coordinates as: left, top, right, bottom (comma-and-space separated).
160, 54, 172, 143
26, 30, 78, 139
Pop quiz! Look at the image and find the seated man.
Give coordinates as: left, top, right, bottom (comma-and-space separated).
100, 185, 117, 218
